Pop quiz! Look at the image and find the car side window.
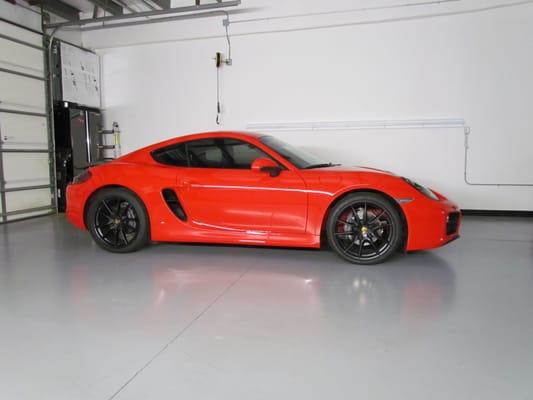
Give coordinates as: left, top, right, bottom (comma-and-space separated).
186, 139, 226, 168
152, 138, 272, 169
151, 143, 188, 166
222, 138, 271, 169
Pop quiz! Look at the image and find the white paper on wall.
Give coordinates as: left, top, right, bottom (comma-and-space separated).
60, 42, 100, 108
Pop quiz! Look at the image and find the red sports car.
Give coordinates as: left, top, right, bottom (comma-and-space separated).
66, 131, 461, 264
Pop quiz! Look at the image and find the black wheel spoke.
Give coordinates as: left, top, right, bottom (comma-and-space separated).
368, 228, 381, 239
102, 225, 115, 237
113, 199, 122, 216
372, 222, 391, 229
335, 231, 355, 236
358, 239, 364, 257
123, 223, 137, 234
101, 200, 115, 217
337, 218, 357, 226
118, 203, 130, 217
96, 220, 114, 229
342, 239, 357, 254
368, 238, 380, 255
350, 206, 360, 224
368, 221, 390, 229
113, 228, 119, 246
368, 209, 385, 224
363, 202, 368, 225
119, 228, 128, 245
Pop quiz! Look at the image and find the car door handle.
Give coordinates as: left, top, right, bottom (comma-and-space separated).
177, 178, 195, 189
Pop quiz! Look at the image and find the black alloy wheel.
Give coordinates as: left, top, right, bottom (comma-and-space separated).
326, 192, 404, 265
86, 188, 149, 253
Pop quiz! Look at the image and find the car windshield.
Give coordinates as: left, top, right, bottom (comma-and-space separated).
260, 136, 330, 169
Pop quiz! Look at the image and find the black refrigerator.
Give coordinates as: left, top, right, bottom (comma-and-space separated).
54, 101, 103, 212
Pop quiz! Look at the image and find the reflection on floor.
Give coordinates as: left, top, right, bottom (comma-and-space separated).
0, 215, 532, 400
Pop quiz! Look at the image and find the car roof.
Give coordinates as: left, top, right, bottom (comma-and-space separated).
184, 131, 264, 139
119, 131, 268, 162
156, 131, 264, 147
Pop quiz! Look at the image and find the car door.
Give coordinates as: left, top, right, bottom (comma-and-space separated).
170, 138, 308, 235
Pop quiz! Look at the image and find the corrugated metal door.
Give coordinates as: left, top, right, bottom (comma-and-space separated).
0, 18, 54, 223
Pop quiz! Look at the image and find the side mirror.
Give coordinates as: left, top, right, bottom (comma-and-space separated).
251, 157, 282, 177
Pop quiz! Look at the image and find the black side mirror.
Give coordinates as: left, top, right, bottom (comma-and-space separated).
260, 166, 282, 177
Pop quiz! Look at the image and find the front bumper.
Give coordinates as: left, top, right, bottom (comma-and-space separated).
402, 196, 461, 251
66, 183, 92, 230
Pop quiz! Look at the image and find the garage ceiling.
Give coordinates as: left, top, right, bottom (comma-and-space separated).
18, 0, 241, 28
32, 0, 171, 17
27, 0, 238, 26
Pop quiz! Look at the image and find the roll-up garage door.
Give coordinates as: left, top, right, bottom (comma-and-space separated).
0, 18, 54, 223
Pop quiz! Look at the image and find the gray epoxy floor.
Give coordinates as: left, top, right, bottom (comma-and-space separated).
0, 216, 532, 400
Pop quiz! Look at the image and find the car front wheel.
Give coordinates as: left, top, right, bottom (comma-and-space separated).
326, 192, 404, 265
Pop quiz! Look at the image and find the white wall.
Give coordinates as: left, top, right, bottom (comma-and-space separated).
82, 0, 533, 210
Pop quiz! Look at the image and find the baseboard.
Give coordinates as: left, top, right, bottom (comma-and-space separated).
461, 209, 533, 217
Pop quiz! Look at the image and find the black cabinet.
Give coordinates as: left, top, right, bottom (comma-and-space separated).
54, 102, 103, 212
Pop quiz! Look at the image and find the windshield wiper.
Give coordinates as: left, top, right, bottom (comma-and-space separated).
302, 162, 340, 169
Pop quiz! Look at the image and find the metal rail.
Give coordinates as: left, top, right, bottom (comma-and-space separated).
1, 184, 52, 193
0, 108, 47, 118
0, 16, 42, 35
0, 148, 49, 153
0, 66, 44, 81
0, 32, 43, 50
0, 110, 5, 222
46, 30, 60, 215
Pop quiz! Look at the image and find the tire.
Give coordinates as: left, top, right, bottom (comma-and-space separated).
326, 192, 404, 265
86, 187, 150, 253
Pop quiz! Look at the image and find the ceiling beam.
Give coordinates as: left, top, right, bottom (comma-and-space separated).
45, 0, 240, 29
140, 0, 157, 10
151, 0, 170, 9
28, 0, 80, 21
113, 0, 137, 13
86, 0, 123, 15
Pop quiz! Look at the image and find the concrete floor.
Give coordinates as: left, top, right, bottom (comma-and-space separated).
0, 215, 532, 400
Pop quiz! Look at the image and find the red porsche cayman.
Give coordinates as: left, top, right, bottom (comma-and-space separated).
66, 131, 461, 264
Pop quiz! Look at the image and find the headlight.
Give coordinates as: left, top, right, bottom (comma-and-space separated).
402, 177, 439, 201
72, 169, 92, 184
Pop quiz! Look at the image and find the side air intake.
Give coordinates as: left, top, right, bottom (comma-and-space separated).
162, 189, 187, 221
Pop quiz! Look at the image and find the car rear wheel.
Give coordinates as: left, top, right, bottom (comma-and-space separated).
326, 192, 404, 265
86, 188, 149, 253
